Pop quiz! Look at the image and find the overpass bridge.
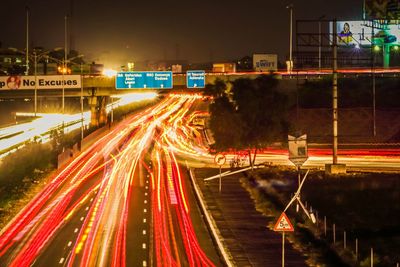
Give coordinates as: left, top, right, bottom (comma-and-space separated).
1, 69, 400, 98
1, 69, 399, 125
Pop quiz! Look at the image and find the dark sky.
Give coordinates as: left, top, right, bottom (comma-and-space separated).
0, 0, 363, 68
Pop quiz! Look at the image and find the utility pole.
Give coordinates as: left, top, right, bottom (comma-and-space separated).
63, 15, 68, 115
332, 19, 338, 165
287, 4, 294, 73
25, 6, 30, 75
34, 52, 37, 116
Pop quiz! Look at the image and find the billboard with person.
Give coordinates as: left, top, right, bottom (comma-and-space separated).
331, 20, 400, 47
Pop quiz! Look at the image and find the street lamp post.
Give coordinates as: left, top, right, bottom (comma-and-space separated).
25, 7, 30, 75
9, 47, 62, 117
318, 15, 326, 72
80, 63, 84, 141
33, 52, 37, 117
64, 15, 68, 116
287, 4, 294, 73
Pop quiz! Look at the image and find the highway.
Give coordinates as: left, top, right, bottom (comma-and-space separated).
0, 92, 157, 158
0, 94, 221, 267
0, 93, 399, 266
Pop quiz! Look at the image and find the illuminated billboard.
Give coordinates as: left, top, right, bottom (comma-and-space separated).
365, 0, 400, 20
331, 20, 400, 47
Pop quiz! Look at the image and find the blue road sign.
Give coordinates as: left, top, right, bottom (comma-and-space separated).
186, 70, 205, 88
116, 71, 173, 89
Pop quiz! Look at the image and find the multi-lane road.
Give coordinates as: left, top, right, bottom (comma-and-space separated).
0, 93, 399, 267
0, 94, 221, 267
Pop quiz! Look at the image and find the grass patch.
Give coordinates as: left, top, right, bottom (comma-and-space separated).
242, 166, 400, 267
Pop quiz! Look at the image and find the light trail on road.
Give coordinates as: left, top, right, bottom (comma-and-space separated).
1, 92, 398, 266
0, 93, 218, 267
0, 92, 157, 158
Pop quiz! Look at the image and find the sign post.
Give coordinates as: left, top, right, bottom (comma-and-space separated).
214, 153, 226, 193
115, 71, 173, 89
273, 212, 295, 267
186, 70, 205, 88
288, 134, 308, 211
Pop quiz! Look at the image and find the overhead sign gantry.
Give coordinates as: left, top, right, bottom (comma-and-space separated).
116, 71, 173, 89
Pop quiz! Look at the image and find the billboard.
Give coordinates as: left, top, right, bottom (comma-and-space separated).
331, 20, 400, 47
0, 75, 81, 90
365, 0, 400, 19
253, 54, 278, 72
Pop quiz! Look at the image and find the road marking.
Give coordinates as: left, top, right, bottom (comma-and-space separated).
80, 217, 84, 221
143, 209, 147, 213
68, 241, 72, 247
74, 228, 79, 233
145, 192, 148, 196
143, 218, 147, 223
143, 230, 146, 235
142, 243, 146, 249
59, 258, 65, 264
145, 186, 148, 190
144, 200, 147, 204
90, 198, 93, 202
147, 174, 150, 177
143, 260, 147, 267
85, 207, 89, 211
146, 180, 149, 183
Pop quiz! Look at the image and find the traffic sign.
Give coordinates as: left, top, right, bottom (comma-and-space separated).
186, 70, 205, 88
214, 153, 226, 166
288, 134, 308, 167
116, 71, 173, 89
273, 212, 294, 232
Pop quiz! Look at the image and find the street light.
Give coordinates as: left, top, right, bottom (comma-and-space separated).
33, 48, 63, 116
8, 47, 63, 117
318, 15, 326, 72
46, 54, 84, 139
286, 4, 294, 74
46, 54, 84, 114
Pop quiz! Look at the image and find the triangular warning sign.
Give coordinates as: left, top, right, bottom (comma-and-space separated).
273, 212, 294, 232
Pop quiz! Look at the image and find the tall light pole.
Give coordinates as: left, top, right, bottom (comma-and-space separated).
318, 15, 326, 72
80, 63, 84, 141
25, 6, 30, 75
332, 19, 338, 165
63, 15, 68, 115
34, 52, 37, 116
9, 47, 62, 117
287, 4, 294, 74
33, 48, 63, 117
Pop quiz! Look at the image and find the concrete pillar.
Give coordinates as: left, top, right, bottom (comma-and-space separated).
98, 96, 108, 125
88, 96, 98, 126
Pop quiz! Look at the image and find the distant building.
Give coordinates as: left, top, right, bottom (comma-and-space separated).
212, 63, 236, 73
133, 60, 188, 72
0, 48, 26, 75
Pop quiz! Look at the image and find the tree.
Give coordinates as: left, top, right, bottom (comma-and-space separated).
203, 78, 227, 98
209, 95, 243, 151
208, 74, 290, 168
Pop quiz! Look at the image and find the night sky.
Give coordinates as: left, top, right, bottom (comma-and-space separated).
1, 0, 363, 68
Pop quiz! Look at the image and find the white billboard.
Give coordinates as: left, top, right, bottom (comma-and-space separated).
0, 75, 81, 90
253, 54, 277, 72
331, 20, 400, 47
331, 21, 374, 46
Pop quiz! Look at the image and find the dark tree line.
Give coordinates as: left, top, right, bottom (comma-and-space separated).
206, 75, 291, 168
